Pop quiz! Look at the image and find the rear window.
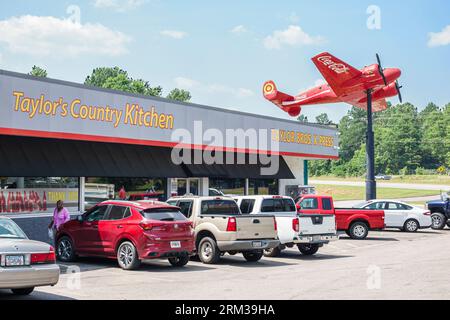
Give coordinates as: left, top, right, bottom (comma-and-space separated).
140, 207, 187, 221
200, 200, 241, 215
261, 198, 296, 213
322, 198, 333, 210
240, 199, 255, 214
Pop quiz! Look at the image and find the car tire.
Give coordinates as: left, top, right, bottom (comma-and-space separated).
168, 255, 190, 267
349, 222, 369, 240
11, 287, 34, 295
117, 241, 141, 270
431, 213, 446, 230
403, 219, 419, 232
297, 244, 320, 255
242, 250, 263, 262
263, 246, 282, 257
56, 236, 76, 262
198, 237, 221, 264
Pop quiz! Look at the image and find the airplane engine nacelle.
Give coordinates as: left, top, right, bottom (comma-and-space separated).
288, 107, 301, 117
373, 83, 397, 99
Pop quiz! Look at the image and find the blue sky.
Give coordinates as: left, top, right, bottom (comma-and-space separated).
0, 0, 449, 122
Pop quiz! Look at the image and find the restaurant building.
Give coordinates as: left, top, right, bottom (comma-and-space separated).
0, 69, 339, 241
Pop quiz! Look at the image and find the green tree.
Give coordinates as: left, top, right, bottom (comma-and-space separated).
29, 65, 47, 78
85, 67, 189, 100
167, 88, 192, 102
297, 114, 309, 123
315, 113, 332, 125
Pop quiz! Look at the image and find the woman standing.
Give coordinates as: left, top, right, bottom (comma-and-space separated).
48, 200, 70, 245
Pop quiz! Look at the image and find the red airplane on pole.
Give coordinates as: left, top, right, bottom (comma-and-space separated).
263, 52, 402, 117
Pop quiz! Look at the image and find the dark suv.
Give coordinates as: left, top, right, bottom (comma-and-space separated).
427, 193, 450, 230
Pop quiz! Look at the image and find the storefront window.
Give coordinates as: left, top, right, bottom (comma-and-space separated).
249, 179, 279, 196
0, 177, 79, 214
85, 178, 167, 209
209, 178, 245, 196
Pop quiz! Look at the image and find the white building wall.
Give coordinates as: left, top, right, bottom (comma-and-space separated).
278, 156, 305, 196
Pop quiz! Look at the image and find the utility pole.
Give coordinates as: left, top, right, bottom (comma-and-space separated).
365, 89, 376, 200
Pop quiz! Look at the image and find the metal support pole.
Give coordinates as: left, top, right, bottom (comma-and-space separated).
365, 90, 376, 200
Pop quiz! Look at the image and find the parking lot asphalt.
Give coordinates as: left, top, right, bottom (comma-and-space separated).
3, 228, 450, 300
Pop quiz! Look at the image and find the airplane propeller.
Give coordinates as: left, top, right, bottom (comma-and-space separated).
395, 80, 403, 103
376, 53, 388, 86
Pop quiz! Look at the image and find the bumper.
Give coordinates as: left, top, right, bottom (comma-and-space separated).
0, 264, 60, 289
217, 239, 280, 252
293, 234, 339, 244
140, 240, 196, 259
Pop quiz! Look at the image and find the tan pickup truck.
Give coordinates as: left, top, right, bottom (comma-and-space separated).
167, 196, 279, 264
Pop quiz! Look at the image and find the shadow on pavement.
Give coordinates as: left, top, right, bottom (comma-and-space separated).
58, 256, 214, 273
212, 255, 298, 267
0, 289, 75, 300
276, 250, 353, 261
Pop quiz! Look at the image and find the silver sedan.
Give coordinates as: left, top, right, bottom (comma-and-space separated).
0, 217, 60, 296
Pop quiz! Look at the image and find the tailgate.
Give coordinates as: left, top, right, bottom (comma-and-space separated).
235, 215, 277, 240
298, 214, 336, 235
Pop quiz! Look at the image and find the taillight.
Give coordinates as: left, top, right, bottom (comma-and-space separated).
31, 246, 56, 264
140, 222, 165, 231
424, 211, 431, 216
273, 217, 277, 231
292, 218, 299, 232
226, 217, 237, 232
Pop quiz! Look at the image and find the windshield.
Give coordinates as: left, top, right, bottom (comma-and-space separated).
140, 208, 187, 221
353, 201, 369, 208
0, 218, 27, 239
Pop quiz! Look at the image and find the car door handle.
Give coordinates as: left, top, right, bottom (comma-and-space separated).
117, 225, 123, 229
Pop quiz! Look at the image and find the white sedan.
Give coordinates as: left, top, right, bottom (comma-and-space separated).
355, 200, 432, 232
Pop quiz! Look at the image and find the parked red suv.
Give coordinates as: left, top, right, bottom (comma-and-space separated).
56, 200, 195, 270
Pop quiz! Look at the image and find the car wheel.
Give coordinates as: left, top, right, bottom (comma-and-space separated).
11, 287, 34, 295
168, 255, 190, 267
431, 213, 446, 230
242, 250, 263, 262
297, 244, 320, 255
263, 246, 282, 257
56, 236, 76, 262
349, 222, 369, 240
403, 219, 419, 232
117, 241, 141, 270
198, 237, 221, 264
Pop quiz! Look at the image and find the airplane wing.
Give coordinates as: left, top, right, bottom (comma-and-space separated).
355, 98, 388, 112
311, 52, 362, 96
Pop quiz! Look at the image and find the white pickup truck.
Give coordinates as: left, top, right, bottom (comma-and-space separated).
235, 196, 338, 257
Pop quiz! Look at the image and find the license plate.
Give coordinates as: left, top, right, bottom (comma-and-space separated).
252, 241, 263, 248
170, 241, 181, 248
6, 255, 24, 267
313, 235, 322, 241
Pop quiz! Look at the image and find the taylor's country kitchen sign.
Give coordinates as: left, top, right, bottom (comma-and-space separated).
0, 71, 338, 159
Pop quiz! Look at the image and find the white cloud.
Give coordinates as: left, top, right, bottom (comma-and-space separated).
231, 25, 247, 34
174, 77, 254, 99
174, 77, 200, 89
428, 25, 450, 47
263, 25, 325, 50
0, 15, 131, 58
93, 0, 146, 12
160, 30, 188, 39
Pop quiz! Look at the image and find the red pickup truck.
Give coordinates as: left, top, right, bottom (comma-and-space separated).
295, 195, 385, 240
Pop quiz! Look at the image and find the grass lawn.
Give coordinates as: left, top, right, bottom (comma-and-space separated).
311, 175, 450, 186
316, 184, 439, 201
